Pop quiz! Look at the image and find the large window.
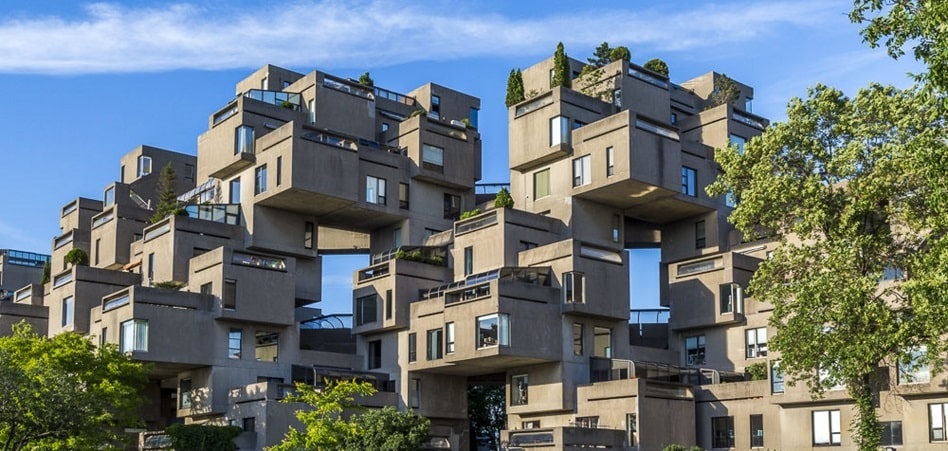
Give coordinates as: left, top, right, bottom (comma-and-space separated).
573, 155, 591, 187
686, 335, 705, 366
366, 176, 386, 205
255, 165, 267, 195
721, 283, 743, 314
464, 246, 473, 276
355, 294, 377, 326
422, 144, 444, 173
771, 360, 785, 393
534, 169, 551, 199
593, 327, 611, 358
443, 193, 461, 220
573, 323, 583, 356
711, 416, 734, 448
229, 177, 241, 204
898, 345, 931, 384
446, 322, 455, 354
681, 166, 697, 196
812, 409, 841, 446
255, 331, 279, 362
137, 155, 152, 177
228, 329, 242, 359
477, 313, 509, 348
426, 328, 444, 360
930, 403, 948, 441
511, 374, 528, 405
880, 421, 902, 447
62, 296, 74, 327
235, 125, 255, 154
750, 414, 764, 447
368, 339, 382, 369
563, 272, 585, 304
120, 319, 148, 353
550, 116, 570, 146
746, 327, 768, 358
408, 333, 417, 362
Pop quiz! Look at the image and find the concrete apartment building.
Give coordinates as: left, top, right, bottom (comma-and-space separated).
3, 51, 946, 451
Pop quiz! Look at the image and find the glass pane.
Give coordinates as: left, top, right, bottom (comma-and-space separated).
813, 411, 830, 444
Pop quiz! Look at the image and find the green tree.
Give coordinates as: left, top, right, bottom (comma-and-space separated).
708, 83, 948, 450
505, 69, 525, 107
493, 187, 514, 209
705, 74, 740, 109
166, 424, 241, 451
643, 58, 669, 77
587, 42, 613, 67
358, 72, 374, 87
150, 163, 186, 224
851, 0, 948, 91
341, 407, 429, 451
551, 42, 571, 89
0, 322, 147, 451
63, 248, 88, 267
608, 46, 630, 63
468, 384, 505, 448
40, 261, 50, 284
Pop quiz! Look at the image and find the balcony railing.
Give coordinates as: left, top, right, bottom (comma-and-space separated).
421, 267, 552, 303
445, 282, 491, 304
369, 246, 447, 266
455, 210, 497, 236
232, 251, 286, 271
243, 89, 302, 110
514, 93, 553, 117
732, 110, 767, 130
474, 183, 511, 196
212, 102, 238, 125
323, 75, 374, 100
357, 262, 390, 281
628, 67, 670, 89
373, 86, 416, 106
184, 203, 240, 225
589, 357, 745, 386
1, 249, 50, 267
300, 130, 358, 150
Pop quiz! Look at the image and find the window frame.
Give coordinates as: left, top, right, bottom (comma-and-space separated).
750, 414, 764, 447
681, 166, 697, 197
355, 294, 378, 326
254, 164, 267, 195
120, 319, 148, 353
550, 115, 570, 147
366, 175, 386, 205
422, 144, 445, 173
61, 296, 74, 327
563, 271, 585, 304
534, 168, 551, 199
511, 374, 528, 406
695, 220, 707, 249
426, 328, 444, 361
408, 333, 417, 363
573, 322, 584, 356
812, 409, 841, 446
137, 155, 152, 177
711, 416, 735, 448
476, 313, 509, 348
606, 146, 615, 176
573, 155, 591, 187
930, 402, 948, 442
685, 335, 706, 366
745, 326, 768, 358
228, 328, 242, 359
235, 125, 255, 155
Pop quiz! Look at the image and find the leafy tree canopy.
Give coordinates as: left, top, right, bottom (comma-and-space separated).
63, 248, 88, 267
468, 384, 505, 447
505, 69, 525, 107
587, 42, 631, 68
166, 424, 241, 451
150, 163, 186, 224
709, 82, 948, 450
358, 72, 374, 87
643, 58, 669, 77
0, 322, 148, 451
494, 187, 514, 209
705, 74, 740, 109
341, 407, 429, 451
552, 42, 571, 89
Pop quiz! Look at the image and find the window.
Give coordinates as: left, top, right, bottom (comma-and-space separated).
626, 414, 637, 446
255, 165, 267, 195
550, 116, 570, 146
511, 374, 528, 405
464, 246, 473, 276
430, 94, 441, 119
446, 322, 455, 353
399, 183, 410, 209
185, 163, 194, 181
519, 241, 538, 251
368, 339, 382, 369
243, 417, 256, 433
469, 107, 479, 128
261, 76, 267, 90
563, 272, 585, 304
746, 327, 768, 358
427, 328, 443, 360
355, 294, 377, 326
443, 193, 461, 220
681, 166, 697, 196
576, 416, 599, 428
100, 327, 107, 346
612, 215, 621, 242
137, 155, 152, 176
686, 335, 705, 365
711, 416, 734, 448
385, 289, 393, 320
408, 333, 417, 362
721, 283, 743, 314
200, 282, 212, 295
308, 98, 315, 124
594, 327, 612, 358
750, 414, 764, 447
671, 112, 678, 124
255, 331, 279, 362
409, 378, 421, 408
422, 144, 444, 173
771, 360, 785, 393
573, 323, 583, 356
812, 409, 841, 445
276, 156, 282, 186
228, 329, 241, 359
103, 186, 115, 207
898, 345, 931, 384
523, 421, 540, 429
745, 97, 753, 112
534, 169, 551, 199
880, 421, 902, 446
179, 378, 192, 409
932, 403, 948, 441
120, 319, 148, 352
223, 279, 237, 310
366, 176, 386, 204
606, 146, 615, 176
229, 178, 241, 204
62, 296, 74, 327
236, 125, 255, 154
613, 87, 622, 107
695, 220, 706, 249
304, 222, 314, 249
730, 134, 747, 154
147, 252, 155, 281
94, 239, 100, 265
120, 165, 125, 183
477, 313, 509, 348
573, 155, 591, 187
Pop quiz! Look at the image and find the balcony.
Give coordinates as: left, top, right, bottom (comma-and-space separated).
242, 89, 301, 111
184, 203, 240, 225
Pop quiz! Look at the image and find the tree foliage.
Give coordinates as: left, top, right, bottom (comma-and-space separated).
643, 58, 669, 77
468, 384, 505, 447
63, 248, 88, 267
587, 42, 631, 68
150, 163, 186, 224
505, 69, 525, 107
851, 0, 948, 91
551, 42, 571, 89
272, 379, 430, 451
705, 74, 740, 109
494, 187, 514, 209
708, 83, 948, 450
609, 46, 631, 63
166, 424, 241, 451
0, 322, 148, 451
358, 72, 374, 87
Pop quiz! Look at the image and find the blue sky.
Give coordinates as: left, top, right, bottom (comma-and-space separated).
0, 0, 921, 314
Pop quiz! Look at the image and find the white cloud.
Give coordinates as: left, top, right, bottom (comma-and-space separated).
0, 0, 840, 74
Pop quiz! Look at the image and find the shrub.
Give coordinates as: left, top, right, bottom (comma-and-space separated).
494, 187, 514, 208
64, 248, 89, 267
152, 280, 186, 290
643, 58, 670, 77
552, 42, 571, 89
746, 361, 768, 381
505, 69, 525, 107
358, 72, 374, 87
166, 424, 241, 451
459, 208, 481, 220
